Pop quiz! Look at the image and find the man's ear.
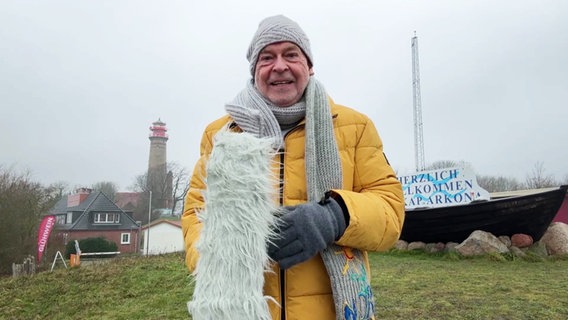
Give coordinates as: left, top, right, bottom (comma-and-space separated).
309, 67, 314, 76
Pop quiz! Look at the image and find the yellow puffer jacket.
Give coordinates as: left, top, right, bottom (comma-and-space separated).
182, 100, 405, 320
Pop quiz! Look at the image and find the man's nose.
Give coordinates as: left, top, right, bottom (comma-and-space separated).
272, 56, 289, 72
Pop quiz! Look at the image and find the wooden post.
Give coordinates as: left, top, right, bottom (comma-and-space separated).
12, 255, 36, 278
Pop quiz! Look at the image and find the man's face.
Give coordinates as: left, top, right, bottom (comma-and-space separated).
254, 41, 313, 107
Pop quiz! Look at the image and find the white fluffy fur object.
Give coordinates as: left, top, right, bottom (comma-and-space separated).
187, 131, 278, 320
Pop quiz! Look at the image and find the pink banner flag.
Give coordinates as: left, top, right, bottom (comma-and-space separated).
37, 215, 56, 262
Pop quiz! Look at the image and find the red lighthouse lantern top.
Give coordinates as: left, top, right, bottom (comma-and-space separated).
149, 119, 168, 139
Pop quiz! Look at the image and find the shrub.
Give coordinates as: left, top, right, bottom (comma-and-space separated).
65, 237, 118, 258
0, 168, 59, 275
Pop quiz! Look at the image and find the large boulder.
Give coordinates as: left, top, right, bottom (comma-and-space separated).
456, 230, 510, 257
539, 222, 568, 256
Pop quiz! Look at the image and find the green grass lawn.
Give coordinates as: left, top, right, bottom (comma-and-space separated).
371, 251, 568, 319
1, 251, 567, 319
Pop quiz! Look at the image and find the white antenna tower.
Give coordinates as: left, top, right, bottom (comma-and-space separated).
412, 31, 426, 172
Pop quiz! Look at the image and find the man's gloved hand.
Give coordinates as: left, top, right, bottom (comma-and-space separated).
268, 198, 347, 270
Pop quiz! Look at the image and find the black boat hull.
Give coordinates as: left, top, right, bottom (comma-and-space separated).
400, 185, 568, 243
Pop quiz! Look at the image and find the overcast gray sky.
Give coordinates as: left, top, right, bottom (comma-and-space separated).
1, 0, 567, 191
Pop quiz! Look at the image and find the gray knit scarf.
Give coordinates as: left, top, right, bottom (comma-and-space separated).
226, 78, 341, 200
225, 78, 375, 319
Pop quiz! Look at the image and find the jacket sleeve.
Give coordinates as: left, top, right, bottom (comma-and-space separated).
181, 128, 214, 272
332, 116, 405, 252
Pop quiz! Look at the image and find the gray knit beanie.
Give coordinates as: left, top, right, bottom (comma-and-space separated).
247, 15, 313, 76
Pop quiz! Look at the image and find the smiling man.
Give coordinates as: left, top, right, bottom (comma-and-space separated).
182, 15, 405, 320
254, 41, 313, 107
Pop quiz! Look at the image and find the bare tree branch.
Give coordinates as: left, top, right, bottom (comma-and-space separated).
525, 161, 557, 189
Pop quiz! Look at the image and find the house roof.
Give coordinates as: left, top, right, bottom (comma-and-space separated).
50, 191, 140, 231
50, 191, 124, 214
142, 218, 182, 230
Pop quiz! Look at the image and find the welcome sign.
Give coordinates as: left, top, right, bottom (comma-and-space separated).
398, 167, 490, 209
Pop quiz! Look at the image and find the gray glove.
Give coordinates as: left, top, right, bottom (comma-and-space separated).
268, 198, 347, 270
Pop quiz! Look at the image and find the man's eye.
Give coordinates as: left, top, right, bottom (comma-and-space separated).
259, 55, 273, 61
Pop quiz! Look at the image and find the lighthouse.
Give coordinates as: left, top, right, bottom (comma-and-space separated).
148, 119, 172, 209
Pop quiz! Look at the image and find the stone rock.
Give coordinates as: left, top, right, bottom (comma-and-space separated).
455, 230, 510, 257
445, 242, 459, 253
510, 246, 526, 258
395, 240, 408, 250
527, 241, 548, 257
407, 241, 426, 251
540, 222, 568, 256
498, 235, 511, 248
425, 242, 445, 253
511, 234, 533, 248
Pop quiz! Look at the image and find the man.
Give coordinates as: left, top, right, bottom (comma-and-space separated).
182, 15, 405, 320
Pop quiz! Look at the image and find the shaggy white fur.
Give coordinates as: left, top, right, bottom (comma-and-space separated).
187, 131, 279, 320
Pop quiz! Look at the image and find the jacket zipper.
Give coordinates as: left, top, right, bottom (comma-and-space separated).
278, 123, 305, 320
278, 150, 286, 320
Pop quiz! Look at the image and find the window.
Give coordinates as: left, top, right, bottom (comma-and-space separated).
66, 212, 73, 224
121, 233, 130, 244
94, 213, 121, 224
56, 215, 65, 225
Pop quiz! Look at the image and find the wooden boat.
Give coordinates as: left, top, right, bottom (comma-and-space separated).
400, 185, 568, 243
